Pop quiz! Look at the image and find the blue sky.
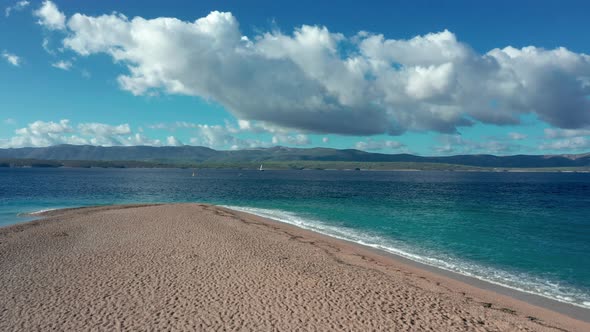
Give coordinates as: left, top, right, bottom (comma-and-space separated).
1, 0, 589, 155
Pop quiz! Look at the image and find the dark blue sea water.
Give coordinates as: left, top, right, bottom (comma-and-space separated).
1, 168, 589, 308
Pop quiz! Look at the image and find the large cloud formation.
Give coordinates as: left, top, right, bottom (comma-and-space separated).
38, 2, 590, 136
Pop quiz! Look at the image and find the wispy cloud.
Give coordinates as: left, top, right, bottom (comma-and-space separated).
355, 139, 405, 151
52, 60, 73, 71
272, 134, 311, 146
80, 69, 91, 78
42, 37, 56, 55
5, 0, 29, 17
2, 51, 21, 66
3, 118, 17, 125
508, 132, 527, 140
433, 134, 521, 155
544, 128, 590, 139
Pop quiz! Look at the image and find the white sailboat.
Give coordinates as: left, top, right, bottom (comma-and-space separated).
259, 164, 264, 171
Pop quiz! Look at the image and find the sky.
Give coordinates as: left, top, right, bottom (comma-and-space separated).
1, 0, 589, 155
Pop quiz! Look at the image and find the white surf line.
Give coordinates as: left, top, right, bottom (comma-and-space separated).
27, 208, 59, 215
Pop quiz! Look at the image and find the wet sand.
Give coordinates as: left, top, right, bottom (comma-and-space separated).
0, 204, 588, 331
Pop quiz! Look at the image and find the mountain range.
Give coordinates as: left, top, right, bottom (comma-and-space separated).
1, 145, 589, 168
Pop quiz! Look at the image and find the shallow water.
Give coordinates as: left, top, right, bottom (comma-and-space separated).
1, 167, 589, 308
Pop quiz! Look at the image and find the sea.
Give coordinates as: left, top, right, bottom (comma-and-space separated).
1, 167, 589, 308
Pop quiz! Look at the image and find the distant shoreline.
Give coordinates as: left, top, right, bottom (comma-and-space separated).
1, 204, 588, 331
1, 144, 589, 170
1, 159, 589, 173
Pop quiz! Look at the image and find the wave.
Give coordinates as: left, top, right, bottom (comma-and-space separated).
23, 208, 59, 216
222, 205, 590, 309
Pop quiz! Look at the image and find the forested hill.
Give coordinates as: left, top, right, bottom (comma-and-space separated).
0, 145, 589, 168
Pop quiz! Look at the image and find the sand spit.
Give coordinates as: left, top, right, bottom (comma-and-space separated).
0, 204, 588, 331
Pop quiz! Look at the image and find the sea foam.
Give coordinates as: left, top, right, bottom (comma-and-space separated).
28, 208, 59, 215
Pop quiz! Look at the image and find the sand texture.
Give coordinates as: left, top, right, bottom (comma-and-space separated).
0, 204, 588, 331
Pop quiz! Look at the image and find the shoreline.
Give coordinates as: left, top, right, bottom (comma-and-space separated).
220, 206, 590, 323
1, 203, 589, 331
16, 205, 590, 318
3, 165, 590, 173
346, 236, 590, 322
222, 206, 590, 320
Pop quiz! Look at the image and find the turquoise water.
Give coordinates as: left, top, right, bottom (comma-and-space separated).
1, 168, 589, 308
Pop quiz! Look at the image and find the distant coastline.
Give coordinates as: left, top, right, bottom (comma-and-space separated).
1, 158, 590, 172
1, 145, 589, 170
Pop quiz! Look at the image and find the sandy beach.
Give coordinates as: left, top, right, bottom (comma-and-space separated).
0, 204, 588, 331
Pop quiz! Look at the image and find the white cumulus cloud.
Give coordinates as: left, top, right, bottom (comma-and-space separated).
77, 122, 131, 145
37, 3, 590, 137
150, 120, 310, 149
34, 0, 66, 30
539, 128, 590, 152
166, 136, 183, 146
16, 119, 72, 136
193, 124, 270, 149
187, 123, 270, 150
3, 120, 78, 147
539, 137, 590, 151
0, 120, 184, 148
